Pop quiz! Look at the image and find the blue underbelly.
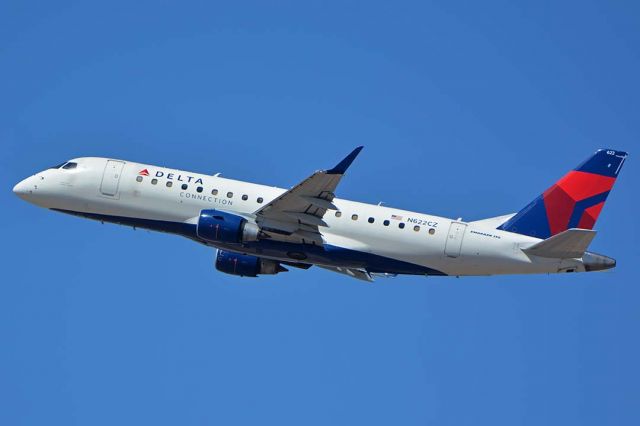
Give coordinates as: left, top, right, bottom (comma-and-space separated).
55, 209, 446, 276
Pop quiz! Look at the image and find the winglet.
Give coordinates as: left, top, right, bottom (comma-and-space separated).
326, 146, 364, 174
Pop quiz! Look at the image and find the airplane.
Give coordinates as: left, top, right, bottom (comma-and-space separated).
13, 147, 627, 281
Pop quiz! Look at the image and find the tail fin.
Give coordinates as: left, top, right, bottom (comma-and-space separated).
498, 149, 628, 239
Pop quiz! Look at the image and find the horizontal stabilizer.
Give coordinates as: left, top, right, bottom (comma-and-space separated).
522, 228, 596, 259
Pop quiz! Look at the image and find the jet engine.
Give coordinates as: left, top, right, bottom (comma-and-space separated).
215, 250, 288, 277
197, 209, 261, 244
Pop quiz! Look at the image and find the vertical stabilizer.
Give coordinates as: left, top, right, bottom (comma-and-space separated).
498, 149, 627, 239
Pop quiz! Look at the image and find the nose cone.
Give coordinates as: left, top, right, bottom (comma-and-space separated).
582, 251, 616, 272
13, 178, 33, 200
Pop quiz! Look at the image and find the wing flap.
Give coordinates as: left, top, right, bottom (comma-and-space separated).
283, 211, 329, 227
300, 196, 338, 210
522, 228, 596, 258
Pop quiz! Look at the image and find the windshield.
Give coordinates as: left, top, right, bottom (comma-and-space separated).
48, 161, 78, 170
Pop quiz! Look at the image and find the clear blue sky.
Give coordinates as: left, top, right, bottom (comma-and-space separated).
1, 1, 638, 425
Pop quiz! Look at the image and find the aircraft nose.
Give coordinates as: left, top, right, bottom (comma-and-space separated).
13, 179, 30, 197
13, 176, 37, 200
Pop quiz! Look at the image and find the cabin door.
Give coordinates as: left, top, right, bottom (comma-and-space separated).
100, 160, 125, 197
444, 222, 467, 258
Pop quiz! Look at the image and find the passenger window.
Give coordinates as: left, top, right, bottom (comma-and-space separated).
136, 176, 143, 182
197, 186, 203, 193
383, 220, 390, 226
227, 192, 233, 198
335, 211, 342, 218
399, 223, 405, 229
257, 197, 264, 204
414, 225, 420, 232
151, 178, 158, 185
429, 228, 436, 235
62, 162, 77, 170
351, 214, 358, 221
368, 217, 375, 224
212, 189, 218, 195
181, 184, 188, 190
166, 181, 173, 187
242, 194, 248, 201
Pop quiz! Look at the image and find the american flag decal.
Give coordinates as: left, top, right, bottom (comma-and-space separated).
391, 214, 403, 220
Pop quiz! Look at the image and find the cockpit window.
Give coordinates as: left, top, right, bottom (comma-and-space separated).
48, 161, 78, 170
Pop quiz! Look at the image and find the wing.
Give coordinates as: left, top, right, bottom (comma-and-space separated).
317, 265, 374, 282
254, 146, 363, 244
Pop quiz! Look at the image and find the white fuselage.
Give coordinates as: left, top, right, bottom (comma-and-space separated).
14, 157, 591, 276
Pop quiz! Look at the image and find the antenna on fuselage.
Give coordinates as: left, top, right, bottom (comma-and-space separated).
213, 173, 222, 177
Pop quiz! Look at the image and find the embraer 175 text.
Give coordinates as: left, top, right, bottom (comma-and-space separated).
13, 148, 627, 281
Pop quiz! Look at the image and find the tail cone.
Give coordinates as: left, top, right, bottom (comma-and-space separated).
582, 252, 616, 272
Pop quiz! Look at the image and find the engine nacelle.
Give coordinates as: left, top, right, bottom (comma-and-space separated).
197, 209, 260, 244
215, 250, 288, 277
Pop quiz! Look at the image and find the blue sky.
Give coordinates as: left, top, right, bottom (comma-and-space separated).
1, 1, 639, 425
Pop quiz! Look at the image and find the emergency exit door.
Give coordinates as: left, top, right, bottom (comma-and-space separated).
444, 222, 467, 258
100, 160, 125, 197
